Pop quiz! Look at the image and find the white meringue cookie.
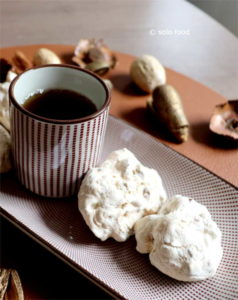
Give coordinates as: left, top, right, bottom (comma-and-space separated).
135, 195, 223, 281
78, 148, 167, 242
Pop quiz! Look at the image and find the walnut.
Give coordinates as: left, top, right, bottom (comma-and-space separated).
147, 84, 189, 143
130, 55, 166, 93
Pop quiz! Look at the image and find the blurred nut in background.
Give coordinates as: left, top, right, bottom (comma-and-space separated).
13, 51, 33, 73
33, 48, 61, 65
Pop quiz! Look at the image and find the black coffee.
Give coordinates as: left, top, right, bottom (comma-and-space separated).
23, 89, 97, 120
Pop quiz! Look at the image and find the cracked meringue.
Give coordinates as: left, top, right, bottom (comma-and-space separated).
78, 148, 167, 242
135, 195, 223, 281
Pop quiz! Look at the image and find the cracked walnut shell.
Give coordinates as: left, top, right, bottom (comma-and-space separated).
72, 39, 117, 75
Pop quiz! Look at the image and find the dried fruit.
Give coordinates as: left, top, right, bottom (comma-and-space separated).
33, 48, 61, 66
0, 268, 24, 300
12, 51, 32, 73
147, 84, 189, 143
0, 123, 12, 173
130, 55, 166, 93
209, 100, 238, 140
72, 39, 117, 75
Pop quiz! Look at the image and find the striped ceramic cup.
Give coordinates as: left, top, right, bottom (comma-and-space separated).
9, 65, 110, 198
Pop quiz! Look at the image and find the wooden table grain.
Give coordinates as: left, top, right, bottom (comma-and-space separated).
0, 1, 238, 299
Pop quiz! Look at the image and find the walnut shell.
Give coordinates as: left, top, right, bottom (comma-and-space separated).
72, 39, 117, 75
209, 100, 238, 140
130, 55, 166, 93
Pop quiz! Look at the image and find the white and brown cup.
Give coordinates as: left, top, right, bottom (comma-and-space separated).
9, 65, 110, 198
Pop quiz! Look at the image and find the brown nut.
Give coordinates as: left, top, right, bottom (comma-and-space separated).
12, 51, 32, 73
147, 84, 189, 143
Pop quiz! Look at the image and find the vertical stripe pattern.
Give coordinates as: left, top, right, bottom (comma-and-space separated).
10, 106, 109, 198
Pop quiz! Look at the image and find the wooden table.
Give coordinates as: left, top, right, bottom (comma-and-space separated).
0, 1, 238, 299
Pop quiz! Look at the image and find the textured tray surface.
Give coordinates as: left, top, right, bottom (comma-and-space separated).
1, 116, 237, 300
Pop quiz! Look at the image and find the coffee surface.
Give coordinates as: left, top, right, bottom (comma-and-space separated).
23, 89, 97, 120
